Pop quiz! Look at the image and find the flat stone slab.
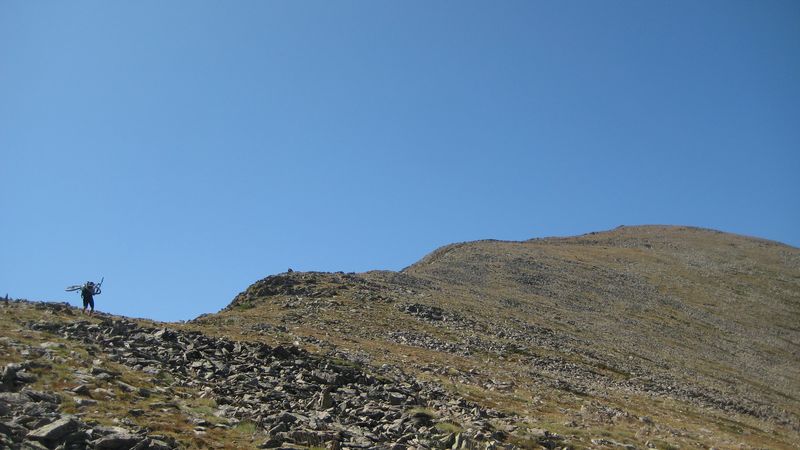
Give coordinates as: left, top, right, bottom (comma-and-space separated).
93, 432, 143, 449
27, 416, 79, 442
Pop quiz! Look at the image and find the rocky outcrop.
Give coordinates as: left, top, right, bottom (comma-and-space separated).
226, 272, 366, 310
28, 317, 542, 449
0, 361, 176, 450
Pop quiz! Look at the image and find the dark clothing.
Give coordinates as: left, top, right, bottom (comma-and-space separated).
81, 285, 95, 311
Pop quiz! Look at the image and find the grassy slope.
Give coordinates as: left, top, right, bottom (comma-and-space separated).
194, 225, 800, 449
404, 225, 799, 407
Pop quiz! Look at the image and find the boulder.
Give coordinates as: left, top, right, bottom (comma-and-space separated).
19, 440, 50, 450
317, 391, 335, 409
1, 363, 23, 383
27, 416, 80, 443
146, 439, 173, 450
75, 397, 98, 407
94, 431, 144, 449
0, 392, 31, 406
22, 389, 60, 404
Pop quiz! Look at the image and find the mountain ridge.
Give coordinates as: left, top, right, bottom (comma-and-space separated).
404, 224, 797, 274
2, 225, 798, 449
212, 225, 799, 446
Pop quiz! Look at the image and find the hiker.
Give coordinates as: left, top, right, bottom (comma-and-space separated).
81, 281, 100, 315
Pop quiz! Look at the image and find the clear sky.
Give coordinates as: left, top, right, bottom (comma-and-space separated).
2, 1, 798, 321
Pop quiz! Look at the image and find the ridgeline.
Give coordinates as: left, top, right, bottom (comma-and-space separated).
2, 225, 798, 449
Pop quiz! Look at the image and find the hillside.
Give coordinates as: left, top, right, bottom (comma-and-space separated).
2, 225, 799, 449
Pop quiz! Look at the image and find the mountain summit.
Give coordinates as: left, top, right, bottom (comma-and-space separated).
209, 225, 799, 447
2, 225, 798, 449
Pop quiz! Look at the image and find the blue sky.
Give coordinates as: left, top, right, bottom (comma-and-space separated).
2, 1, 798, 321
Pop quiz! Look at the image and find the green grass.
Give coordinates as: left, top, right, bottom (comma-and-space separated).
155, 370, 176, 385
233, 301, 255, 311
233, 420, 258, 435
435, 421, 464, 434
185, 397, 218, 418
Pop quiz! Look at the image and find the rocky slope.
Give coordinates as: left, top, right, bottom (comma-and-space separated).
2, 225, 799, 449
203, 226, 800, 448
